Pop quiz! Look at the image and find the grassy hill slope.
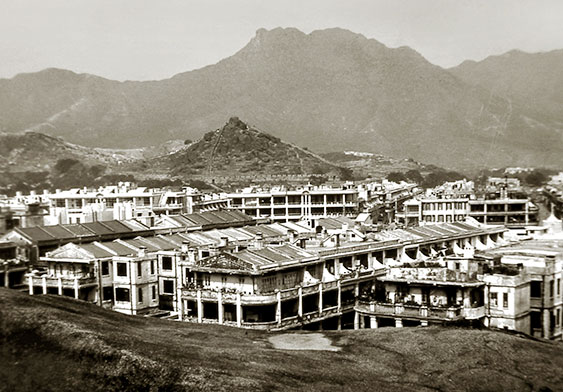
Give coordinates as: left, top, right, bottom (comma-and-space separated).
1, 288, 562, 391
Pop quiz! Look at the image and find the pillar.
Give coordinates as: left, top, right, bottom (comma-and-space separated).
369, 302, 378, 329
337, 280, 341, 311
197, 289, 203, 323
42, 276, 47, 294
3, 266, 9, 288
236, 292, 242, 327
337, 315, 342, 330
58, 277, 63, 295
298, 286, 303, 317
218, 290, 223, 324
74, 278, 79, 299
28, 275, 33, 295
318, 282, 323, 314
276, 291, 282, 326
354, 311, 360, 330
395, 318, 403, 328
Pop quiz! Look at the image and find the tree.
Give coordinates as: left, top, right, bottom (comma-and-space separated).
405, 169, 423, 184
524, 170, 547, 187
387, 171, 407, 183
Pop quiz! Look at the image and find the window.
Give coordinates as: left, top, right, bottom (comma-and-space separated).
162, 256, 173, 271
138, 288, 143, 303
102, 286, 113, 301
238, 277, 245, 285
101, 261, 110, 276
491, 292, 498, 307
152, 285, 156, 300
558, 279, 561, 296
137, 262, 142, 277
115, 287, 130, 302
204, 275, 211, 286
163, 279, 175, 294
116, 262, 128, 277
550, 281, 554, 298
557, 309, 561, 327
503, 293, 508, 308
531, 281, 542, 298
221, 276, 228, 285
150, 260, 155, 275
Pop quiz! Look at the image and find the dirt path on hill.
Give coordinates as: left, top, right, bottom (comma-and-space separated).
268, 333, 341, 351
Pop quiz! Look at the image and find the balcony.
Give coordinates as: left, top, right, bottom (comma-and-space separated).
356, 301, 469, 321
29, 274, 97, 288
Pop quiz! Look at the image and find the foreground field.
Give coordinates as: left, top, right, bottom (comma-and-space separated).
1, 288, 562, 391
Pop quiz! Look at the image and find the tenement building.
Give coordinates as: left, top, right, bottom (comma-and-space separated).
25, 219, 508, 331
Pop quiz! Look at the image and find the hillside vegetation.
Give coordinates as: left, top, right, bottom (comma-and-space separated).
1, 288, 562, 392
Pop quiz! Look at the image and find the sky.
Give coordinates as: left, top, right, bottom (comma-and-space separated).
2, 0, 562, 81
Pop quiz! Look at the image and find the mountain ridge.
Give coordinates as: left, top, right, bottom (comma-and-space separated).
1, 27, 562, 169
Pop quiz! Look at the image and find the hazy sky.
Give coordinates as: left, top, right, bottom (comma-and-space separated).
2, 0, 562, 81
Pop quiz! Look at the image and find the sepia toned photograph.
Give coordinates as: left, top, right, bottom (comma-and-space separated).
1, 1, 562, 391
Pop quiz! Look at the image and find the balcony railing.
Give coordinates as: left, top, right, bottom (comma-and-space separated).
357, 301, 468, 321
29, 274, 97, 287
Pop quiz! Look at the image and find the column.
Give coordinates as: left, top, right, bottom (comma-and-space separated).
369, 302, 378, 329
58, 277, 63, 295
276, 291, 282, 326
217, 290, 223, 324
197, 289, 203, 323
28, 275, 33, 295
298, 286, 303, 317
74, 278, 79, 299
236, 292, 242, 327
318, 282, 323, 315
337, 316, 342, 330
42, 276, 47, 294
395, 318, 403, 328
3, 265, 8, 287
337, 280, 342, 311
354, 311, 360, 330
370, 316, 378, 329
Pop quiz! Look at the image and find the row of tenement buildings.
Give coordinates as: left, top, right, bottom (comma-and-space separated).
1, 176, 561, 339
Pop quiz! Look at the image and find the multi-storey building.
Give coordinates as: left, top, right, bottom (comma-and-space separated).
225, 181, 419, 226
397, 193, 538, 228
25, 219, 507, 331
355, 258, 487, 328
485, 239, 563, 340
482, 262, 531, 333
0, 192, 50, 231
226, 184, 360, 224
0, 240, 27, 289
47, 183, 187, 225
398, 198, 469, 226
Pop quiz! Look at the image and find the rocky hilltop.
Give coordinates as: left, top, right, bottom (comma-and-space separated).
151, 117, 342, 177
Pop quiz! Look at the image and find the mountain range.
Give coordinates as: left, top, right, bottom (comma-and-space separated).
1, 27, 562, 169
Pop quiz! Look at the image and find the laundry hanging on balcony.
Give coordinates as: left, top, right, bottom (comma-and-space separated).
322, 268, 337, 283
400, 250, 415, 263
453, 242, 464, 256
303, 270, 320, 284
416, 249, 429, 261
475, 238, 488, 251
338, 263, 354, 276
